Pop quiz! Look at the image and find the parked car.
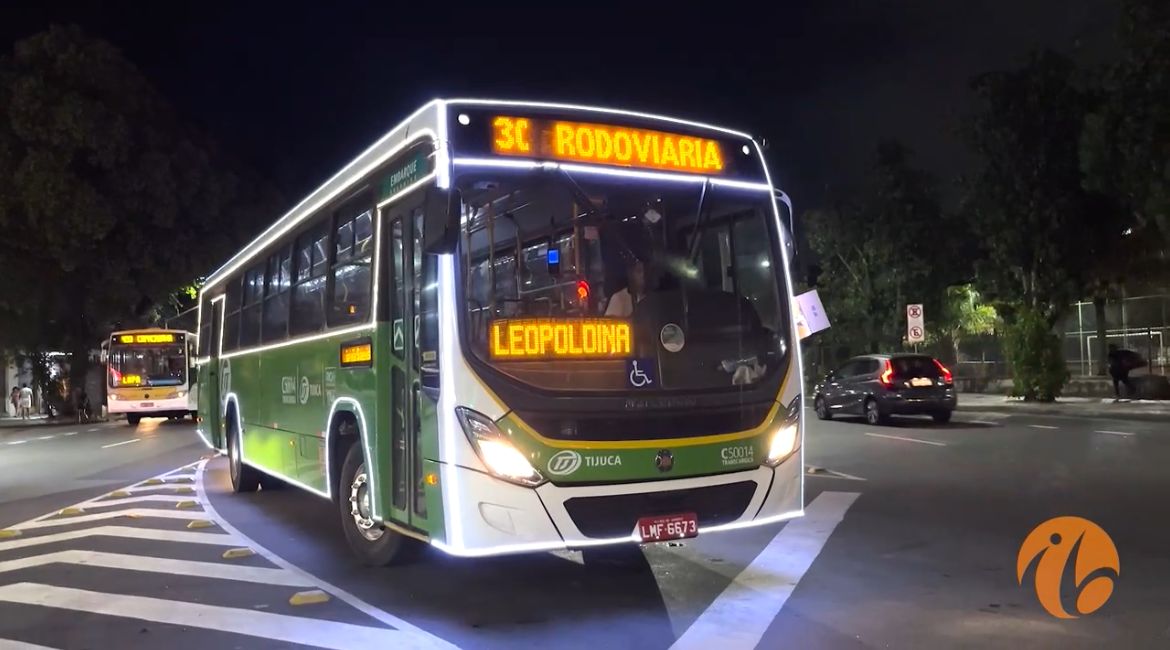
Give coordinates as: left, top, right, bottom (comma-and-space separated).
813, 354, 956, 425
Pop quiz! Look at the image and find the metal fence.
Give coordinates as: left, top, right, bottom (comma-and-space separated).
1060, 293, 1169, 376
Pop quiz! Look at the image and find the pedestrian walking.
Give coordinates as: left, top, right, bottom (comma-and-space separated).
18, 383, 33, 419
1107, 344, 1146, 401
9, 387, 18, 417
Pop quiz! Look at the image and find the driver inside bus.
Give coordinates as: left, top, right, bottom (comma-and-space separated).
605, 258, 646, 318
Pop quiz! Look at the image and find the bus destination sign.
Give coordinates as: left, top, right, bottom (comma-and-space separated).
491, 116, 725, 175
489, 318, 632, 360
117, 333, 178, 344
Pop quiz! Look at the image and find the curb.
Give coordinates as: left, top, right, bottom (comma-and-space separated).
956, 403, 1170, 424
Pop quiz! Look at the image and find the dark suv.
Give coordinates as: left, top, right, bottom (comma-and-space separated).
813, 354, 957, 425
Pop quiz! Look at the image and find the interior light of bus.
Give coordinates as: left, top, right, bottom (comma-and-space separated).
490, 116, 724, 175
488, 319, 631, 360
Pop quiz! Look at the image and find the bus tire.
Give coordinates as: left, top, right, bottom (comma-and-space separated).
127, 414, 141, 426
227, 414, 261, 493
338, 443, 415, 566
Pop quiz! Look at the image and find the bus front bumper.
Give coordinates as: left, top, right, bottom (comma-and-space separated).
107, 394, 191, 416
432, 452, 802, 557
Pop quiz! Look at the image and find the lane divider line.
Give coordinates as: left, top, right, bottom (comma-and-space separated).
670, 491, 861, 650
13, 509, 211, 532
0, 637, 62, 649
1096, 430, 1135, 437
0, 550, 312, 587
0, 583, 407, 650
1028, 424, 1059, 430
863, 432, 947, 447
0, 525, 242, 552
101, 439, 140, 449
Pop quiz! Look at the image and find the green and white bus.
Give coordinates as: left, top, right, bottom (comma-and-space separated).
195, 99, 804, 564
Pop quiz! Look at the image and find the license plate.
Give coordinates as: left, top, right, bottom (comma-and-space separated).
637, 512, 699, 543
910, 377, 933, 387
140, 402, 154, 408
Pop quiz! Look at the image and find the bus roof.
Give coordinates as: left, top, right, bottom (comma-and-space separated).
201, 99, 759, 292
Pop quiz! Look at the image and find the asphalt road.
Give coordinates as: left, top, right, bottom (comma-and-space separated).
0, 408, 1167, 649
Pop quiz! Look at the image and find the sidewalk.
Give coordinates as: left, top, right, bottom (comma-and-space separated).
0, 414, 109, 428
958, 392, 1170, 423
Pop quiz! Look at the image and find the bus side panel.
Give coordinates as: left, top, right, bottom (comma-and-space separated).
256, 340, 330, 493
196, 364, 217, 447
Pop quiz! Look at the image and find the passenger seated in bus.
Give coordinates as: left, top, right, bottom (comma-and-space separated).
605, 258, 647, 318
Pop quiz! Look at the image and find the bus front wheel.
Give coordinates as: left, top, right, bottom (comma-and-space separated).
227, 418, 261, 493
338, 443, 415, 566
127, 414, 141, 426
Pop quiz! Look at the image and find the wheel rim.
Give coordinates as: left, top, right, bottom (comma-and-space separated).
816, 398, 827, 417
349, 464, 384, 542
229, 426, 242, 483
866, 402, 878, 424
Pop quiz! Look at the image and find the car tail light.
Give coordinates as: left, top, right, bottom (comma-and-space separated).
934, 359, 954, 385
879, 359, 895, 387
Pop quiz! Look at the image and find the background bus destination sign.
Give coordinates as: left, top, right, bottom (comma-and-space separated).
491, 116, 725, 175
116, 333, 179, 344
489, 318, 631, 360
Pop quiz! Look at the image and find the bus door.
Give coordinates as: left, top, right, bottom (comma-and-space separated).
385, 205, 430, 529
207, 299, 224, 448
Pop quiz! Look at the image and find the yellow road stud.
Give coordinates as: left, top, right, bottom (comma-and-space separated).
175, 500, 198, 509
58, 507, 85, 517
174, 486, 195, 494
289, 590, 330, 606
0, 529, 22, 539
123, 513, 144, 519
108, 490, 130, 498
186, 520, 215, 529
141, 478, 164, 486
222, 547, 255, 559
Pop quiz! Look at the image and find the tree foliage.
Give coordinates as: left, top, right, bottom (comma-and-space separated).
806, 142, 972, 357
0, 26, 280, 392
935, 284, 997, 363
961, 50, 1122, 325
1002, 306, 1069, 402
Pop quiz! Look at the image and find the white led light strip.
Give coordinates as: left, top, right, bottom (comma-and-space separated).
451, 157, 772, 192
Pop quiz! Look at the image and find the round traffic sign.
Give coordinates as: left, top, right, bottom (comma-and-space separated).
910, 326, 923, 338
908, 306, 922, 319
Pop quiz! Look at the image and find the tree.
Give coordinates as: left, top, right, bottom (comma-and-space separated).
936, 285, 998, 365
806, 142, 972, 359
962, 50, 1122, 327
0, 26, 281, 403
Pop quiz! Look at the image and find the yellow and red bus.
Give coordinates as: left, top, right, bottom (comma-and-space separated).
104, 328, 198, 426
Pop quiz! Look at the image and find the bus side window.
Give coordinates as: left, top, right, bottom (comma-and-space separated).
290, 220, 330, 335
222, 276, 243, 352
263, 246, 291, 342
328, 199, 373, 326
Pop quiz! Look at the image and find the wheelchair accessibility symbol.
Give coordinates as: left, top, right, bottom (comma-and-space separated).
627, 358, 657, 388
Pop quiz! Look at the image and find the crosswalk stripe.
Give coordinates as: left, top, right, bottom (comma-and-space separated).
0, 550, 310, 587
78, 494, 199, 508
671, 491, 861, 650
0, 583, 405, 650
0, 525, 239, 552
0, 639, 62, 649
15, 508, 210, 531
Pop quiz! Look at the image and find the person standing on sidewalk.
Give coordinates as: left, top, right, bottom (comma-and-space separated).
1107, 344, 1145, 401
18, 383, 33, 419
9, 387, 18, 417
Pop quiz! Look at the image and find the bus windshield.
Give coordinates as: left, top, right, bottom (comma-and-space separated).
108, 344, 187, 388
458, 169, 789, 393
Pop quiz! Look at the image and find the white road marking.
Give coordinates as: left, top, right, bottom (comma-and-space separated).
0, 583, 406, 650
197, 460, 457, 648
863, 432, 947, 447
35, 435, 55, 441
85, 494, 199, 508
1028, 424, 1059, 430
86, 427, 100, 432
63, 431, 78, 436
14, 508, 210, 531
100, 438, 140, 449
6, 440, 27, 446
965, 419, 1000, 426
0, 525, 240, 552
0, 550, 312, 587
1096, 430, 1135, 437
0, 639, 61, 649
670, 491, 860, 650
806, 468, 867, 481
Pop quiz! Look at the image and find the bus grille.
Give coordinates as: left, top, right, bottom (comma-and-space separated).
515, 402, 772, 441
563, 481, 757, 539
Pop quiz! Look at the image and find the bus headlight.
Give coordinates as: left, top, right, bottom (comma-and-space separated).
455, 407, 545, 487
764, 394, 802, 466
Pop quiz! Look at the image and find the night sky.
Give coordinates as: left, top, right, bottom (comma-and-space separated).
3, 1, 1119, 215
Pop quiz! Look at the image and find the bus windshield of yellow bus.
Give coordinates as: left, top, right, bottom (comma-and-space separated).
108, 341, 187, 388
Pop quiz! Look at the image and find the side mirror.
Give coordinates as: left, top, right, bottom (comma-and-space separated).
423, 186, 461, 254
